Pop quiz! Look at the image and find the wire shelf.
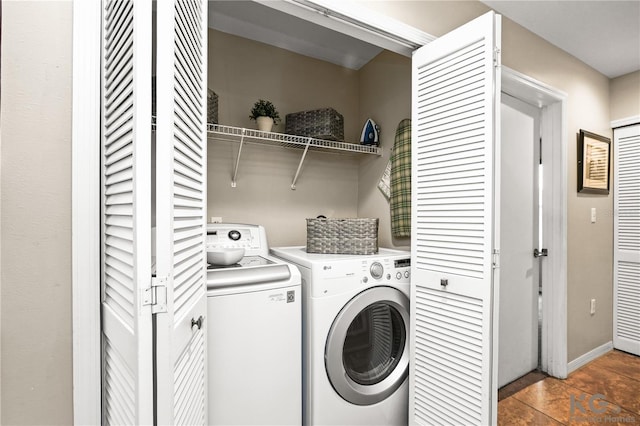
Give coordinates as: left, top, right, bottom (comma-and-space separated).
152, 118, 382, 189
207, 124, 382, 156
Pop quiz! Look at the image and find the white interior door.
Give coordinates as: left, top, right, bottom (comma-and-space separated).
155, 0, 209, 424
155, 0, 207, 425
410, 11, 501, 426
498, 95, 541, 387
100, 0, 154, 423
613, 123, 640, 356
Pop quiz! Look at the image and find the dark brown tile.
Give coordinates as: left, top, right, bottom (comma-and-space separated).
510, 377, 638, 425
498, 396, 562, 426
497, 351, 640, 425
511, 377, 580, 423
564, 363, 640, 416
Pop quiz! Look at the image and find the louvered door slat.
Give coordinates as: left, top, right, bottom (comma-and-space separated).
174, 95, 202, 127
176, 0, 203, 50
104, 66, 134, 108
175, 32, 202, 86
175, 128, 204, 160
101, 0, 153, 424
175, 7, 203, 77
104, 32, 133, 79
175, 157, 203, 182
416, 341, 480, 379
105, 14, 132, 58
174, 331, 206, 426
104, 0, 129, 34
410, 11, 500, 426
173, 244, 200, 270
175, 146, 203, 173
155, 0, 208, 424
614, 124, 640, 356
104, 23, 133, 72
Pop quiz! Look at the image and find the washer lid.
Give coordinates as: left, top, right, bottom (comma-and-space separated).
325, 286, 409, 405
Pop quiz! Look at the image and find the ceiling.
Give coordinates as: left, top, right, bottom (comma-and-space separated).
208, 1, 383, 70
480, 1, 640, 78
208, 1, 640, 78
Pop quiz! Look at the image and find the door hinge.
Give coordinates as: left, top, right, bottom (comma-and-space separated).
492, 249, 500, 269
494, 47, 501, 68
143, 276, 168, 313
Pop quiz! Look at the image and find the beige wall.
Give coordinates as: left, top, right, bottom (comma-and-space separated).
1, 1, 73, 425
206, 30, 416, 249
207, 29, 363, 246
357, 50, 412, 249
359, 1, 615, 362
610, 70, 640, 122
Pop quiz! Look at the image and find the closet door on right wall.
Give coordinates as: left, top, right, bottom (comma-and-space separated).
613, 123, 640, 356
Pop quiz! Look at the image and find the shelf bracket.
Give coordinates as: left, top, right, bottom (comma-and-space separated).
231, 129, 246, 188
291, 138, 312, 190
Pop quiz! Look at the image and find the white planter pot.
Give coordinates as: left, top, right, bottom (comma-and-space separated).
256, 116, 274, 132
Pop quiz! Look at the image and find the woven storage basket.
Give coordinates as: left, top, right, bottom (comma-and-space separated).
207, 89, 218, 124
306, 218, 379, 255
285, 108, 344, 141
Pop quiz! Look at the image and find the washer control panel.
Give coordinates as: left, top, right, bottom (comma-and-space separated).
206, 223, 269, 256
361, 257, 410, 284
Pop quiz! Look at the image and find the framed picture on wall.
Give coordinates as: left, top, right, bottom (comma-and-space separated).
578, 129, 611, 194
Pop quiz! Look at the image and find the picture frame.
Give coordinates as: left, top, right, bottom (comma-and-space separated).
578, 129, 611, 194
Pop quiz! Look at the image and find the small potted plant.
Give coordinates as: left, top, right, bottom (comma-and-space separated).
250, 99, 281, 132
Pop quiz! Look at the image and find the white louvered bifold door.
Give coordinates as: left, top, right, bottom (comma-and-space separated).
410, 11, 501, 426
614, 123, 640, 356
100, 0, 154, 424
155, 0, 208, 424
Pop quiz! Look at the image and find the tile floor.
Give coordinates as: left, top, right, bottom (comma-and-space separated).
498, 350, 640, 425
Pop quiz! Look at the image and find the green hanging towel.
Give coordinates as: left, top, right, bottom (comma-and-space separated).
390, 119, 411, 238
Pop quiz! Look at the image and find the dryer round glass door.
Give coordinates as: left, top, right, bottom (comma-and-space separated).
325, 286, 409, 405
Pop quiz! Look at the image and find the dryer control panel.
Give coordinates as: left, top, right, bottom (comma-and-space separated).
361, 257, 411, 284
307, 255, 411, 298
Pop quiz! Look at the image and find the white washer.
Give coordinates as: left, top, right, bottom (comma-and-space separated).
270, 246, 411, 426
207, 224, 302, 425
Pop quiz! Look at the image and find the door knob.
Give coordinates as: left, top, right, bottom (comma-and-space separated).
191, 315, 204, 330
534, 248, 548, 258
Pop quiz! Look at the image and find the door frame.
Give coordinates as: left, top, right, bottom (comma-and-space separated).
72, 0, 102, 424
71, 2, 569, 422
502, 67, 568, 378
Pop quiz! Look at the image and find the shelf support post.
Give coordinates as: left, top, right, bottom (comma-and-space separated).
231, 128, 246, 187
291, 137, 312, 190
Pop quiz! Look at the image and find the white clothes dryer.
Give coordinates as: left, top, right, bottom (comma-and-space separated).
270, 246, 411, 426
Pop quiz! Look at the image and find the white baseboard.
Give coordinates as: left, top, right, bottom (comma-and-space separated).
567, 341, 613, 374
